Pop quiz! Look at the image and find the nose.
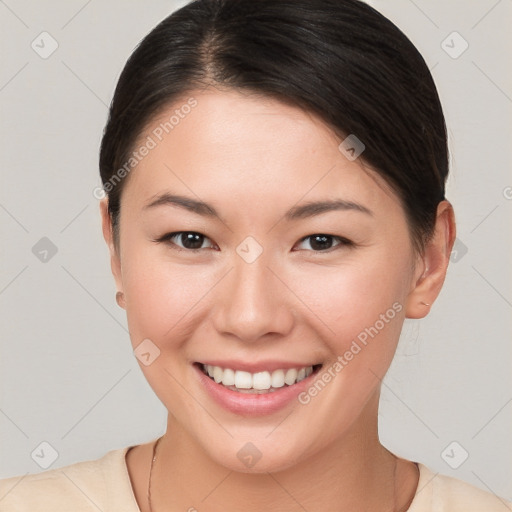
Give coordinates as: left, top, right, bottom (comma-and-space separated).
212, 254, 295, 342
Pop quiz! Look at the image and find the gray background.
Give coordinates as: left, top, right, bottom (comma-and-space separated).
1, 0, 511, 502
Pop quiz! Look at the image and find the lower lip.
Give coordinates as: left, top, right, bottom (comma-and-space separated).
193, 363, 321, 416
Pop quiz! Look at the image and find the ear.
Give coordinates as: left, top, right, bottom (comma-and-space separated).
99, 198, 125, 308
405, 200, 456, 319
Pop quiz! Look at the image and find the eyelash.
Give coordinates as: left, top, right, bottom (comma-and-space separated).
153, 231, 354, 253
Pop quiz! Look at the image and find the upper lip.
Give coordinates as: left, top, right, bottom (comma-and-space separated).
197, 360, 322, 373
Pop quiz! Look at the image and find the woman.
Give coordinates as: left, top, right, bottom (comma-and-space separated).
1, 0, 510, 510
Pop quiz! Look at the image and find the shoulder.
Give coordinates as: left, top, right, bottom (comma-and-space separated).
0, 444, 140, 512
410, 463, 512, 511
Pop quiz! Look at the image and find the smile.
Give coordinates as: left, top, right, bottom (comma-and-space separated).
193, 359, 323, 415
200, 363, 319, 394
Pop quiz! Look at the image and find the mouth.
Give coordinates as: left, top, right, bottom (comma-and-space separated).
195, 362, 323, 394
193, 360, 324, 415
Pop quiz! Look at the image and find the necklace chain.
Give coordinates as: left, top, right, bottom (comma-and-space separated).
147, 435, 416, 512
148, 435, 162, 511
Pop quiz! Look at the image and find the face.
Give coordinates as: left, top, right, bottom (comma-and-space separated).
103, 87, 424, 472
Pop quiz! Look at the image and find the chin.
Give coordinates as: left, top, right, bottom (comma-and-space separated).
198, 431, 316, 475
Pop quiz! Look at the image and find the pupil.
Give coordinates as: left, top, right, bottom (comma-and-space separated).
311, 234, 332, 251
182, 232, 203, 249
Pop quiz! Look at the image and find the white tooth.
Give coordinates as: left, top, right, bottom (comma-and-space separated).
284, 368, 298, 385
205, 364, 315, 390
252, 371, 271, 390
222, 368, 235, 386
271, 369, 285, 388
213, 366, 223, 383
234, 370, 252, 389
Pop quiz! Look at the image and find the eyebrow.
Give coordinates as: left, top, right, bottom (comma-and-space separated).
143, 193, 373, 220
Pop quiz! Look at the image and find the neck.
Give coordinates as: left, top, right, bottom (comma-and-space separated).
149, 392, 412, 512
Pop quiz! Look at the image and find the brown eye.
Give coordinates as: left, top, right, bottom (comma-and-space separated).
296, 234, 352, 252
156, 231, 215, 251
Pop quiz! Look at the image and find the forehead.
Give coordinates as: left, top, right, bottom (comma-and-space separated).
122, 87, 397, 216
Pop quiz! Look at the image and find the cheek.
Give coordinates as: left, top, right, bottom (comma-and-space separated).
120, 246, 213, 348
298, 251, 408, 323
120, 248, 214, 410
290, 249, 410, 369
289, 256, 408, 436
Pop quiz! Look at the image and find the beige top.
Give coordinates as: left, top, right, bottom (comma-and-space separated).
1, 441, 510, 511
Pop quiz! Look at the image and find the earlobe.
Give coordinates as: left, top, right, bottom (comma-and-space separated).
116, 291, 126, 308
405, 200, 456, 319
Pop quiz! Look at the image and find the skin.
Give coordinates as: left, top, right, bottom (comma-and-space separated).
100, 87, 456, 511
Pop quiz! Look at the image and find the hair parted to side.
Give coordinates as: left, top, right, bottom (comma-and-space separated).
99, 0, 448, 255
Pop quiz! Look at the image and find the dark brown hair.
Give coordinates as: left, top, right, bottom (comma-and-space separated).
99, 0, 448, 254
